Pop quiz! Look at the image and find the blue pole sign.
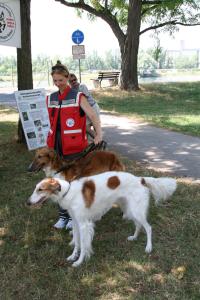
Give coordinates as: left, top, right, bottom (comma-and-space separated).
72, 30, 84, 45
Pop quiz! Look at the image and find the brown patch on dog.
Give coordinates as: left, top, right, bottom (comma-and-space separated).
30, 147, 125, 182
141, 178, 146, 185
82, 180, 96, 208
39, 178, 61, 193
107, 176, 120, 190
73, 151, 125, 180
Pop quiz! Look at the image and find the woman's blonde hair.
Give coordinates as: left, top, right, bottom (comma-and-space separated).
51, 60, 69, 77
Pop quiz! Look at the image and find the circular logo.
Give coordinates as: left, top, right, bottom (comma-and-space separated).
0, 3, 16, 43
66, 118, 75, 127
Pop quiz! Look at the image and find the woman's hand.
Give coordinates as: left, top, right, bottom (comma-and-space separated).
94, 133, 102, 145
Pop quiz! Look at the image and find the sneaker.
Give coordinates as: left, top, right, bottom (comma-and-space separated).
66, 219, 73, 230
53, 218, 68, 229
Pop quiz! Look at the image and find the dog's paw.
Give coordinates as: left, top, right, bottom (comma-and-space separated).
122, 213, 128, 220
72, 260, 82, 267
69, 239, 75, 247
66, 254, 77, 262
127, 235, 137, 241
145, 245, 152, 254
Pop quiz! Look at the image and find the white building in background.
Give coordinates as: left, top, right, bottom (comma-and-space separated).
167, 40, 200, 68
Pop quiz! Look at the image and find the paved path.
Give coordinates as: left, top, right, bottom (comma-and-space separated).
0, 92, 16, 107
101, 112, 200, 179
1, 91, 200, 179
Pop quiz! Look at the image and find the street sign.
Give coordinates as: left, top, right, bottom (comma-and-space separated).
72, 45, 85, 55
73, 54, 85, 60
72, 45, 85, 59
72, 30, 84, 44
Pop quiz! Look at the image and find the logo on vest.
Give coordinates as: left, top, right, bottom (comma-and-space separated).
66, 118, 75, 127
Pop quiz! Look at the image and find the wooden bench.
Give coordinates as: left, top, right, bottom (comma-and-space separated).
91, 71, 120, 88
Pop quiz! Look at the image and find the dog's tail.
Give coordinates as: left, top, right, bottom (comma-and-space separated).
141, 177, 177, 205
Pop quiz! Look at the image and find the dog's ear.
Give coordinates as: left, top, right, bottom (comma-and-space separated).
48, 148, 56, 160
49, 178, 61, 193
36, 147, 46, 155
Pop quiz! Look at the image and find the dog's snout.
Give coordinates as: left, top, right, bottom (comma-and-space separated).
26, 198, 32, 206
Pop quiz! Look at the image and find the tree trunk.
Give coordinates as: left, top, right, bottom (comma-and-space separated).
17, 0, 33, 143
120, 0, 142, 90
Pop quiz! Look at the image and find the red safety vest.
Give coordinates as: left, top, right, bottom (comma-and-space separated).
46, 86, 88, 155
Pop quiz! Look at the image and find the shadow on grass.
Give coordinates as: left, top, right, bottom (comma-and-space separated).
0, 104, 17, 115
0, 133, 199, 300
95, 83, 200, 132
1, 183, 200, 299
0, 104, 200, 299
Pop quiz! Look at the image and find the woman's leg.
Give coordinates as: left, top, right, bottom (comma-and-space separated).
53, 206, 72, 229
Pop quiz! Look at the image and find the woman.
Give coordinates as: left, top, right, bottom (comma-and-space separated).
47, 61, 102, 229
69, 73, 101, 139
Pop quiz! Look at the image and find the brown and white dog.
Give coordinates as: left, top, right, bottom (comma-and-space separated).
28, 147, 125, 181
27, 172, 177, 267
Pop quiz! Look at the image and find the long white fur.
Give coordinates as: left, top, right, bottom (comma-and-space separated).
28, 171, 176, 267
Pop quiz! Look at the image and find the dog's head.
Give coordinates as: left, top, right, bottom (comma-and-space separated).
28, 147, 55, 172
26, 178, 62, 208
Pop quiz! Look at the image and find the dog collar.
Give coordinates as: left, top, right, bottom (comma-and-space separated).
62, 183, 71, 198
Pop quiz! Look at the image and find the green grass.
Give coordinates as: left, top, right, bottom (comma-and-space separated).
93, 82, 200, 136
0, 106, 200, 299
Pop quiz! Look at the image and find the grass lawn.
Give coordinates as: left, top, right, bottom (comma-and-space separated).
93, 82, 200, 137
0, 105, 200, 299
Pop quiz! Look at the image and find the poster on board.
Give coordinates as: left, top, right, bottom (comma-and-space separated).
15, 89, 50, 150
0, 0, 21, 48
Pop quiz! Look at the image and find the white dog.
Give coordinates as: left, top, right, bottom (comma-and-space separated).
27, 171, 176, 267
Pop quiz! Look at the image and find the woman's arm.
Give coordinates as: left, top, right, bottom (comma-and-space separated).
79, 84, 89, 98
80, 96, 102, 144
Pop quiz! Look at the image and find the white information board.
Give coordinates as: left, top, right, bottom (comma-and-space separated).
15, 89, 50, 150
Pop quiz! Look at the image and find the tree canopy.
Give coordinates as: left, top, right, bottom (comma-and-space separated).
55, 0, 200, 90
55, 1, 200, 36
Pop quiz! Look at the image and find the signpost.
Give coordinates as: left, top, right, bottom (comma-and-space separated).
72, 45, 85, 60
72, 30, 84, 45
71, 30, 85, 82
